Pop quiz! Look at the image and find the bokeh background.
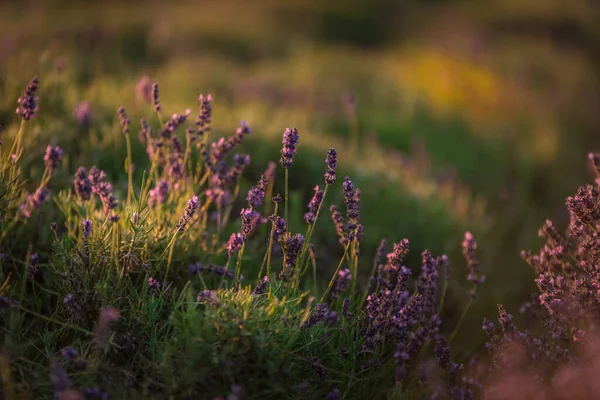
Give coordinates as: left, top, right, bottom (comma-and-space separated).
1, 0, 600, 359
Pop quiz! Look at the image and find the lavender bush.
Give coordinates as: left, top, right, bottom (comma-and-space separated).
1, 73, 597, 400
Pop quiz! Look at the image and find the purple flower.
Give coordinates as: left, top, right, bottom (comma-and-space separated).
176, 195, 200, 231
139, 118, 152, 145
326, 389, 341, 400
148, 277, 161, 295
234, 120, 252, 143
264, 161, 276, 182
89, 166, 118, 213
16, 76, 40, 120
227, 233, 244, 257
148, 180, 169, 208
152, 82, 161, 112
246, 175, 268, 208
74, 167, 93, 201
82, 219, 92, 239
82, 387, 109, 400
50, 222, 57, 231
343, 176, 360, 239
304, 185, 324, 224
462, 232, 485, 284
280, 127, 299, 168
269, 215, 287, 242
61, 347, 78, 361
240, 208, 261, 240
43, 145, 63, 173
272, 193, 282, 204
19, 186, 50, 219
330, 205, 348, 246
342, 298, 353, 319
331, 268, 352, 300
252, 276, 269, 295
135, 76, 153, 103
50, 360, 72, 394
195, 94, 213, 138
279, 232, 304, 282
72, 101, 93, 126
324, 148, 337, 185
117, 106, 130, 134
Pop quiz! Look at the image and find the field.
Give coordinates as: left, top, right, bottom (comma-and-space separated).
1, 0, 600, 399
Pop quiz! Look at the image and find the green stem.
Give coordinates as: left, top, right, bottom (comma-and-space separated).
124, 131, 133, 208
7, 120, 25, 163
320, 243, 350, 303
235, 242, 246, 282
449, 285, 477, 345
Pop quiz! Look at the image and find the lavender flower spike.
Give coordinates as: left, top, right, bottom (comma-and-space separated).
280, 127, 300, 168
325, 148, 337, 185
43, 145, 63, 173
152, 82, 161, 112
176, 196, 200, 231
117, 106, 130, 134
462, 231, 485, 284
72, 101, 93, 126
82, 219, 93, 239
304, 185, 324, 224
246, 175, 268, 208
227, 232, 243, 257
16, 76, 40, 120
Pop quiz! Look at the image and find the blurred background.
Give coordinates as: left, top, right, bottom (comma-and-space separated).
1, 0, 599, 358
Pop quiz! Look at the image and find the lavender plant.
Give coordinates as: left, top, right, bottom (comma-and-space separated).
0, 75, 492, 400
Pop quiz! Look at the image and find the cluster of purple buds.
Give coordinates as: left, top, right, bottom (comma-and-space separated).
82, 387, 110, 400
16, 76, 40, 120
240, 208, 261, 240
195, 94, 213, 139
63, 293, 82, 314
74, 167, 93, 201
342, 298, 353, 319
196, 290, 218, 303
246, 175, 268, 207
188, 262, 237, 281
227, 233, 244, 257
117, 106, 130, 134
135, 76, 152, 103
82, 219, 92, 239
280, 127, 299, 168
139, 118, 152, 145
279, 232, 304, 282
151, 82, 161, 112
233, 120, 252, 144
148, 180, 169, 209
161, 109, 191, 139
331, 268, 352, 301
268, 215, 287, 242
304, 185, 324, 224
324, 148, 337, 185
28, 253, 40, 278
44, 145, 63, 173
176, 195, 199, 232
18, 186, 50, 219
304, 302, 339, 327
325, 389, 341, 400
343, 176, 360, 241
72, 101, 93, 126
89, 166, 118, 214
462, 232, 485, 285
330, 205, 349, 246
148, 277, 161, 295
252, 276, 269, 295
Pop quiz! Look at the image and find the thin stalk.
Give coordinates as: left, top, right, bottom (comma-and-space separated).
7, 120, 25, 163
235, 242, 246, 282
350, 239, 360, 294
320, 243, 350, 303
449, 285, 477, 345
124, 131, 133, 208
266, 204, 279, 278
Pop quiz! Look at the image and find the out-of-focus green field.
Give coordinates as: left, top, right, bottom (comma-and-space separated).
1, 0, 599, 356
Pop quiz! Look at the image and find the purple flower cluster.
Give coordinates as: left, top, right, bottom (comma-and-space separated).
82, 219, 92, 239
72, 101, 93, 126
16, 76, 40, 120
227, 232, 244, 257
148, 180, 169, 209
279, 232, 304, 282
246, 175, 268, 208
152, 82, 161, 112
304, 185, 324, 224
188, 262, 237, 281
44, 145, 63, 173
194, 94, 213, 141
280, 127, 299, 168
268, 215, 287, 242
18, 186, 50, 219
252, 276, 269, 295
304, 303, 339, 327
89, 166, 118, 214
343, 176, 361, 241
330, 205, 349, 246
117, 106, 130, 134
331, 268, 352, 301
135, 76, 152, 103
462, 232, 485, 285
74, 167, 93, 201
176, 195, 199, 232
324, 148, 337, 185
240, 208, 261, 240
